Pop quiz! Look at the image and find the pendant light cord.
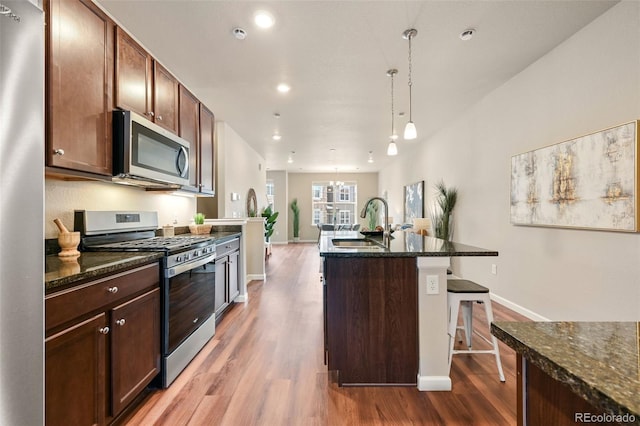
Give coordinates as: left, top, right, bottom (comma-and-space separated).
407, 34, 413, 121
391, 71, 395, 136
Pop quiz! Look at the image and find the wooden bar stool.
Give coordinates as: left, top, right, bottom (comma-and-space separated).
447, 279, 505, 382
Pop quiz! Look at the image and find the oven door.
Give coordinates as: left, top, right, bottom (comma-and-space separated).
165, 253, 216, 355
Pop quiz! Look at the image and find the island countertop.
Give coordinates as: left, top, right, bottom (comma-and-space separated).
492, 321, 640, 423
319, 230, 498, 258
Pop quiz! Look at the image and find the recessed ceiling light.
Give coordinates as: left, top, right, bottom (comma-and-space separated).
460, 29, 475, 41
272, 134, 281, 141
254, 10, 275, 29
277, 83, 290, 93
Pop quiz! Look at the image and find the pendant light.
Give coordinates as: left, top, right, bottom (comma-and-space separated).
387, 68, 398, 156
403, 28, 418, 140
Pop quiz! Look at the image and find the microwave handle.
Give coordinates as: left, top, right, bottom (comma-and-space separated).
177, 146, 189, 178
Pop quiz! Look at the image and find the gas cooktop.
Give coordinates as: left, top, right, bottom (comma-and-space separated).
86, 235, 215, 252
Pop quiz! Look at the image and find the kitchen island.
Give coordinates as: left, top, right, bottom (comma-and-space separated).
319, 230, 498, 391
492, 321, 639, 425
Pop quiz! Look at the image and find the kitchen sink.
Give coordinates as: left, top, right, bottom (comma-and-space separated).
331, 238, 385, 248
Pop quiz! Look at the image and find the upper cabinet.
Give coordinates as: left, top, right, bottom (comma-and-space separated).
115, 28, 179, 133
114, 27, 152, 120
199, 105, 216, 195
178, 85, 200, 190
45, 0, 114, 176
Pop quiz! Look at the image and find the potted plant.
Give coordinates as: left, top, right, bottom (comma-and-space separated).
431, 180, 458, 241
189, 212, 212, 235
290, 198, 300, 242
261, 205, 279, 243
366, 201, 379, 231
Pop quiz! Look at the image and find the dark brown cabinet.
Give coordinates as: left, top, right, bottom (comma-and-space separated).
214, 238, 240, 320
45, 0, 114, 176
178, 85, 200, 189
115, 28, 179, 133
115, 27, 152, 120
198, 104, 216, 195
46, 313, 107, 426
45, 263, 160, 425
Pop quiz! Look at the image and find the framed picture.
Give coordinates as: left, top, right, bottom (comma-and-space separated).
404, 180, 424, 224
510, 120, 639, 232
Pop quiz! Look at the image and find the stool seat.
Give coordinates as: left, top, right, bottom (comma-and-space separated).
447, 278, 505, 382
447, 279, 489, 293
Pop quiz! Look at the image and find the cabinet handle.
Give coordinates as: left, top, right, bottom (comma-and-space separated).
53, 148, 65, 156
192, 317, 199, 324
116, 319, 126, 326
99, 327, 110, 335
157, 115, 163, 121
146, 111, 155, 117
107, 286, 118, 294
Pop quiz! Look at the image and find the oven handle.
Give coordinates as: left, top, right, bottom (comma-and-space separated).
166, 253, 217, 278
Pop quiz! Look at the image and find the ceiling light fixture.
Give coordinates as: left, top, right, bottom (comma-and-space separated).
232, 27, 247, 40
287, 151, 295, 164
368, 151, 374, 163
254, 10, 275, 29
277, 83, 290, 93
459, 29, 475, 41
387, 68, 398, 156
402, 28, 418, 140
272, 113, 281, 140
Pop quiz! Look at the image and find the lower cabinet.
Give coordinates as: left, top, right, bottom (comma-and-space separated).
45, 262, 160, 425
214, 238, 240, 320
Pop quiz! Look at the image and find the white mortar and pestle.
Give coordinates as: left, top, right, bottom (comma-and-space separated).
54, 218, 81, 257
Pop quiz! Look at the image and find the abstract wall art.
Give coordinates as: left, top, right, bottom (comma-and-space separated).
404, 180, 424, 224
510, 120, 639, 232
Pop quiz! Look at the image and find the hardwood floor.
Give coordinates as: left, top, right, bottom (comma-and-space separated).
122, 243, 530, 425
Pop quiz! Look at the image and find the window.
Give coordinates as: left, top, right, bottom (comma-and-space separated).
266, 180, 274, 207
311, 181, 357, 225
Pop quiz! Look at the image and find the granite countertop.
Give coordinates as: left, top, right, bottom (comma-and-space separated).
318, 230, 498, 258
45, 231, 241, 293
45, 251, 163, 293
492, 321, 640, 422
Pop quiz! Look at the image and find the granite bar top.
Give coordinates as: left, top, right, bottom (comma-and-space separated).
319, 230, 498, 258
45, 251, 163, 293
492, 321, 640, 423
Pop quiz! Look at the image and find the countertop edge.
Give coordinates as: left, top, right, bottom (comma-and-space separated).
491, 322, 640, 422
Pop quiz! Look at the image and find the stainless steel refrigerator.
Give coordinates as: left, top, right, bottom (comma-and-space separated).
0, 1, 44, 424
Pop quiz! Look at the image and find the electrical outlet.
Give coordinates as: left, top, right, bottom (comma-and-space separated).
491, 264, 497, 275
426, 275, 439, 295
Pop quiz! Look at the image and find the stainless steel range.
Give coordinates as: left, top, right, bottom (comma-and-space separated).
75, 210, 217, 388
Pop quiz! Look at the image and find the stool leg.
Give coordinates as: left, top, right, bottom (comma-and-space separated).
447, 294, 460, 373
460, 301, 473, 349
483, 296, 505, 382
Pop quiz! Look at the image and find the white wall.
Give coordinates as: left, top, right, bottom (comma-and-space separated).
45, 179, 197, 238
266, 170, 288, 244
213, 122, 267, 219
380, 1, 640, 321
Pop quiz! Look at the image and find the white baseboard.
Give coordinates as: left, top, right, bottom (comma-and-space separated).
490, 293, 550, 322
417, 375, 452, 391
247, 273, 265, 281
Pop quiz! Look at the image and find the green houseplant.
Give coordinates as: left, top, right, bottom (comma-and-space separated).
290, 198, 300, 242
189, 212, 212, 235
261, 205, 279, 242
432, 180, 458, 241
366, 201, 379, 231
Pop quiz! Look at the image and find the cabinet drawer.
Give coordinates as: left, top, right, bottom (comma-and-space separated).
46, 262, 160, 332
215, 238, 239, 258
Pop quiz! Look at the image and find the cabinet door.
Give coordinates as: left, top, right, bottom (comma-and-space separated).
110, 288, 160, 415
228, 250, 240, 302
115, 27, 153, 119
46, 313, 107, 426
46, 0, 114, 175
178, 85, 200, 189
153, 62, 179, 133
214, 256, 228, 318
199, 104, 215, 195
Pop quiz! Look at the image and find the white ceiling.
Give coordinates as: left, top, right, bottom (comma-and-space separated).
96, 0, 617, 173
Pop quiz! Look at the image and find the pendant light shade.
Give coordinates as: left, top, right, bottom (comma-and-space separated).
403, 28, 417, 140
387, 140, 398, 156
387, 68, 398, 156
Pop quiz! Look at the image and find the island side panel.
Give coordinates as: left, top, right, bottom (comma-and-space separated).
324, 256, 418, 385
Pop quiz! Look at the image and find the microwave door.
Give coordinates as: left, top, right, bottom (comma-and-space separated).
177, 146, 188, 178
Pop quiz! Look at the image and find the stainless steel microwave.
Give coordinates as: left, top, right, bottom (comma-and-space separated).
113, 110, 189, 189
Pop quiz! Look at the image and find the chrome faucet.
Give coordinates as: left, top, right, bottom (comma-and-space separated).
360, 197, 390, 239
